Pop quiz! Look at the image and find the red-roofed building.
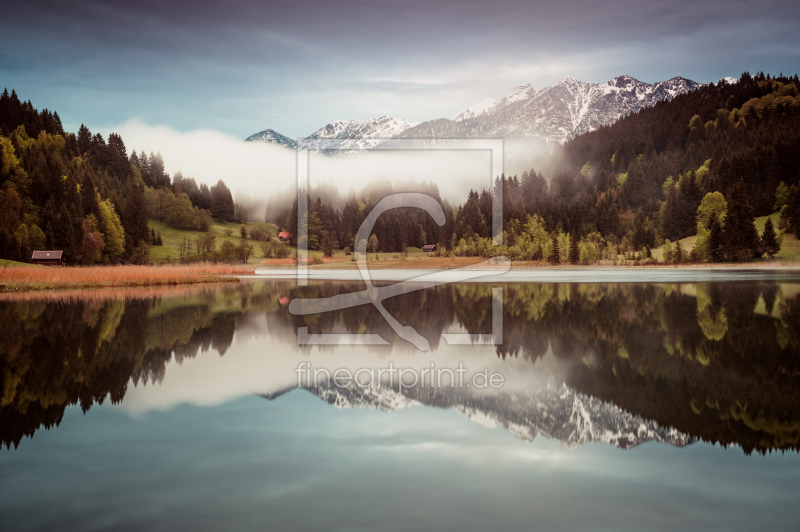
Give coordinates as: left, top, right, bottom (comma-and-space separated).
278, 232, 291, 241
31, 250, 63, 266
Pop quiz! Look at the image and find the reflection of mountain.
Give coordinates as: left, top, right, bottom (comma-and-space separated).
280, 382, 694, 450
2, 279, 799, 455
280, 281, 800, 454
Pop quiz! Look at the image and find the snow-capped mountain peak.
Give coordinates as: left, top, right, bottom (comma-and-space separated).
246, 74, 713, 151
244, 128, 297, 148
608, 74, 640, 89
298, 115, 419, 151
505, 83, 536, 103
453, 97, 498, 121
398, 73, 706, 145
274, 381, 695, 451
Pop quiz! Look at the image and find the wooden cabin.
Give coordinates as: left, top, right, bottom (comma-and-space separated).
278, 232, 291, 241
31, 250, 63, 266
422, 244, 437, 253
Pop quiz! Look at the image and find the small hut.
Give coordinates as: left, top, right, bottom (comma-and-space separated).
31, 250, 63, 266
422, 244, 437, 253
278, 232, 291, 241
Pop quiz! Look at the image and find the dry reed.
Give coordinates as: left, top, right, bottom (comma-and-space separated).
0, 283, 222, 303
0, 263, 256, 292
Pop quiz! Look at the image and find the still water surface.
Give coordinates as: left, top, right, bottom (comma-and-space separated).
1, 273, 799, 531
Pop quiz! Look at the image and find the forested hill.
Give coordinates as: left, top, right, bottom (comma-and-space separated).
443, 71, 800, 263
548, 72, 800, 235
0, 89, 239, 265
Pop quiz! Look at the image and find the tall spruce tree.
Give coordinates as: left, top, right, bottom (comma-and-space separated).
549, 234, 560, 264
122, 184, 150, 252
722, 181, 760, 261
761, 217, 780, 257
568, 233, 580, 264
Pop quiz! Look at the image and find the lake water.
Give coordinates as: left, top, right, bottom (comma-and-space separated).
2, 272, 800, 531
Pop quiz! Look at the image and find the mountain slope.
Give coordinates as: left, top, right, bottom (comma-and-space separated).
297, 116, 419, 150
401, 75, 703, 145
245, 128, 297, 148
244, 116, 419, 151
244, 74, 704, 150
265, 381, 694, 451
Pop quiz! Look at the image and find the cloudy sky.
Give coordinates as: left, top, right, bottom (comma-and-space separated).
2, 0, 799, 140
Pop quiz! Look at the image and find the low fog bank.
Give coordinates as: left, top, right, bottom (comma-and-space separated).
112, 120, 558, 222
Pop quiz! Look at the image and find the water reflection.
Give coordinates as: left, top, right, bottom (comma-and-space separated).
1, 279, 799, 455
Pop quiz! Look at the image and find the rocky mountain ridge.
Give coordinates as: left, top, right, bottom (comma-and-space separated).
263, 379, 695, 451
246, 74, 714, 149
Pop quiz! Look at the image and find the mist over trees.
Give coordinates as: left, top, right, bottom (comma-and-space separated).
3, 71, 799, 266
0, 88, 245, 264
274, 72, 800, 263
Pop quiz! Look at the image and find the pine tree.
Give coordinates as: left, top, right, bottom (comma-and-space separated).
673, 239, 684, 264
122, 184, 150, 257
549, 234, 560, 264
568, 233, 580, 264
722, 181, 760, 261
761, 217, 780, 257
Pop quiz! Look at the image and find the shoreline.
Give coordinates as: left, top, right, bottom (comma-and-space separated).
0, 277, 241, 293
2, 261, 799, 294
0, 263, 255, 294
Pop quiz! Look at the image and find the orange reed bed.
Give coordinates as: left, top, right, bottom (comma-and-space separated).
0, 283, 224, 304
0, 263, 256, 292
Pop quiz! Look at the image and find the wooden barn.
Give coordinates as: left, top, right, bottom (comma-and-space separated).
31, 250, 63, 266
422, 244, 437, 253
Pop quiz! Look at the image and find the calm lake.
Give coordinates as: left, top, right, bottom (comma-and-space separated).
2, 271, 800, 531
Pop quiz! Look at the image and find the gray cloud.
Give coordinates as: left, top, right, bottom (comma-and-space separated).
1, 1, 799, 138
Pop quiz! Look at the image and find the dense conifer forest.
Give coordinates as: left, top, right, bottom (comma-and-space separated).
282, 72, 800, 263
0, 89, 241, 264
3, 72, 800, 265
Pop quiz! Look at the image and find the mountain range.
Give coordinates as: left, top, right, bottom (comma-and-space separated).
246, 74, 715, 150
262, 379, 695, 451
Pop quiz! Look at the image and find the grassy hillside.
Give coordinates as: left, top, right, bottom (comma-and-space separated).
652, 213, 800, 262
1, 259, 42, 268
148, 219, 281, 264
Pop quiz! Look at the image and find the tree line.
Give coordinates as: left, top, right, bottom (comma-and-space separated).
0, 88, 247, 264
273, 73, 800, 263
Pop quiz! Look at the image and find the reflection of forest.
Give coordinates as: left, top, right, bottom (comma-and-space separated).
0, 282, 286, 449
2, 280, 799, 454
284, 281, 800, 454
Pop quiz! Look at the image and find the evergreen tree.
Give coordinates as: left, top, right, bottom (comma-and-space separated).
210, 180, 235, 221
77, 124, 91, 155
568, 233, 580, 264
122, 184, 150, 257
722, 181, 760, 261
761, 217, 780, 257
673, 239, 684, 264
549, 234, 560, 264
